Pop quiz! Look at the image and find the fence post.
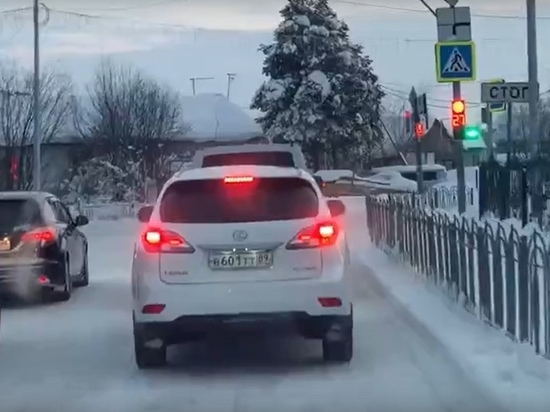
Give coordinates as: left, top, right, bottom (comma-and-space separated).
504, 229, 517, 338
491, 226, 504, 329
476, 226, 491, 321
518, 235, 530, 342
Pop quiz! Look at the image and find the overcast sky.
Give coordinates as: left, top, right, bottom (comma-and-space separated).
1, 0, 550, 122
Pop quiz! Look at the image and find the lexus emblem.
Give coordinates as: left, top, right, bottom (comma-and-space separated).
233, 230, 248, 241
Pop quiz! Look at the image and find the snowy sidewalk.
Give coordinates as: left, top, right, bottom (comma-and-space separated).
355, 242, 550, 412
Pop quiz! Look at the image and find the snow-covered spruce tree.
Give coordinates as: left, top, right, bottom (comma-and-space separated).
251, 0, 384, 169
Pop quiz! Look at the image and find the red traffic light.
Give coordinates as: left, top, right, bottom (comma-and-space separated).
451, 99, 466, 128
414, 122, 424, 138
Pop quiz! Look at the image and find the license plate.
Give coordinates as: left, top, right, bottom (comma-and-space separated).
208, 251, 273, 270
0, 238, 10, 251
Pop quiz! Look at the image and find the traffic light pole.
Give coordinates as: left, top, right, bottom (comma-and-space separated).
454, 81, 467, 214
409, 87, 424, 194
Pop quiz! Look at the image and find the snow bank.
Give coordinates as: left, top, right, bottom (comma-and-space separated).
180, 93, 262, 142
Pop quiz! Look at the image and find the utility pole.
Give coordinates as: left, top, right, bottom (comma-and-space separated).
525, 0, 541, 222
189, 77, 214, 96
33, 0, 42, 191
409, 87, 424, 193
506, 102, 513, 162
453, 82, 467, 214
526, 0, 539, 158
226, 73, 236, 100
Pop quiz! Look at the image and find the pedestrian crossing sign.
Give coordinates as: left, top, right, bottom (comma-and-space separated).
435, 41, 476, 83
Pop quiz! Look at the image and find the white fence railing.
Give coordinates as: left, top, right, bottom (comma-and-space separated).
70, 202, 144, 221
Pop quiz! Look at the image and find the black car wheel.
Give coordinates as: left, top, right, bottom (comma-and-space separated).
322, 330, 353, 362
133, 318, 167, 369
74, 249, 89, 288
55, 254, 72, 302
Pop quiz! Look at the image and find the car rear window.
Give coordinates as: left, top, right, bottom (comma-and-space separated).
202, 152, 295, 167
160, 177, 318, 223
0, 199, 43, 231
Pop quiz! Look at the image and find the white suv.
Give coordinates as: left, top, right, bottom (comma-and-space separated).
131, 165, 353, 369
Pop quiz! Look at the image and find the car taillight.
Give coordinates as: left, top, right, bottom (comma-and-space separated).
21, 227, 56, 244
141, 228, 195, 254
286, 222, 339, 250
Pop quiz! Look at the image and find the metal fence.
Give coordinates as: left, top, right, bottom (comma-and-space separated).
379, 185, 476, 211
479, 156, 550, 228
71, 202, 142, 220
366, 194, 550, 357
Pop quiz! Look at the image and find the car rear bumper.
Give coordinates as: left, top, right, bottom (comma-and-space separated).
133, 274, 352, 323
0, 260, 63, 294
135, 311, 353, 345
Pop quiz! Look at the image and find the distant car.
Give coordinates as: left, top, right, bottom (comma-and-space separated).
131, 165, 352, 369
191, 143, 308, 169
0, 192, 90, 302
182, 143, 325, 188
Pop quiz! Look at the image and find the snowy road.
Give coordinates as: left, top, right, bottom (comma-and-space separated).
0, 215, 500, 412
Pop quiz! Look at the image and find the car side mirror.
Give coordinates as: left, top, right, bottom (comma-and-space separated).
327, 199, 346, 217
137, 205, 153, 223
75, 215, 89, 227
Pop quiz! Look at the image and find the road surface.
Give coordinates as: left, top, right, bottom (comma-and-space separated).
0, 215, 500, 412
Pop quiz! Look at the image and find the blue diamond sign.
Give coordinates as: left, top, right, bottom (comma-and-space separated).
435, 41, 476, 83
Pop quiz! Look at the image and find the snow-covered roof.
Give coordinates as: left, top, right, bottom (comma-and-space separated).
0, 93, 263, 146
180, 93, 262, 142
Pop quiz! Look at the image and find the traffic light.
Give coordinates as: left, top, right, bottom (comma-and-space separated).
463, 125, 481, 140
451, 99, 466, 127
404, 110, 411, 134
414, 122, 424, 138
451, 99, 466, 139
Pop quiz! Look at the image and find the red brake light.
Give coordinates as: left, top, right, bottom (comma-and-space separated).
21, 227, 56, 244
286, 222, 339, 250
141, 228, 195, 254
224, 176, 254, 183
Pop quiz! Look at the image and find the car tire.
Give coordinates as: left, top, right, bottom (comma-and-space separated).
55, 254, 72, 302
74, 250, 89, 288
133, 321, 167, 369
322, 329, 353, 363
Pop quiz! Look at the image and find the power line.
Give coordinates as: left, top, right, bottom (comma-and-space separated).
68, 0, 185, 13
37, 0, 550, 30
331, 0, 550, 20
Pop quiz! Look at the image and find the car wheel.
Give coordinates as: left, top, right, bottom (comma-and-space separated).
55, 254, 72, 302
133, 321, 167, 369
74, 250, 89, 288
322, 329, 353, 363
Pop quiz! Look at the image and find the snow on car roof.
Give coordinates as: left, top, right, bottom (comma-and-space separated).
172, 165, 312, 182
0, 191, 56, 201
195, 143, 303, 156
371, 164, 446, 173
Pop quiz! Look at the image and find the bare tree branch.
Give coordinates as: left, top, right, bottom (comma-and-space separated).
0, 63, 74, 190
78, 60, 189, 193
